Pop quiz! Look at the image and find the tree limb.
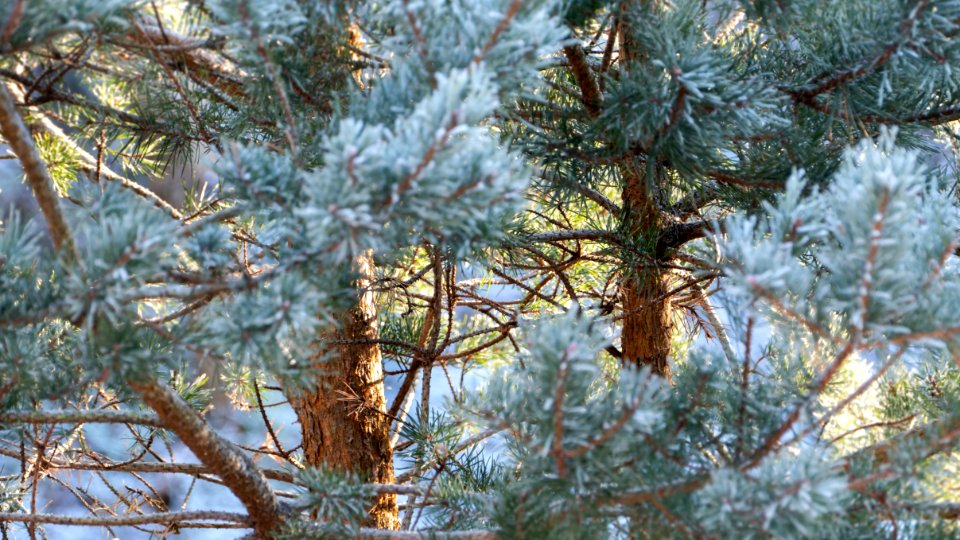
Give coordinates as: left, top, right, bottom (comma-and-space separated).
526, 229, 617, 243
0, 84, 78, 259
356, 530, 497, 540
563, 44, 602, 117
128, 378, 284, 538
0, 511, 249, 528
655, 219, 719, 257
0, 410, 164, 428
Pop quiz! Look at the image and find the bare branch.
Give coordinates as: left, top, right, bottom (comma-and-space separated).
563, 44, 602, 116
0, 411, 164, 428
357, 529, 497, 540
128, 378, 283, 537
0, 511, 248, 528
0, 84, 78, 259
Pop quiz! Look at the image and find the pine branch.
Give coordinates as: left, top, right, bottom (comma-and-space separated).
0, 84, 77, 259
601, 477, 708, 507
0, 511, 249, 528
356, 530, 496, 540
563, 44, 602, 116
550, 358, 570, 479
0, 68, 205, 142
235, 3, 298, 157
128, 378, 284, 538
395, 429, 501, 483
0, 411, 164, 428
791, 348, 906, 446
35, 111, 184, 219
794, 93, 960, 127
526, 229, 617, 243
401, 0, 434, 81
787, 0, 929, 100
856, 189, 890, 335
122, 23, 246, 98
744, 339, 857, 469
565, 388, 645, 460
843, 414, 960, 469
475, 0, 523, 62
133, 20, 218, 149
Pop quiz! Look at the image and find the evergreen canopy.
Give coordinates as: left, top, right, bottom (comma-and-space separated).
2, 0, 960, 539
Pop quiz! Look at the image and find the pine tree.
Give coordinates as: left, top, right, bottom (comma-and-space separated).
2, 1, 960, 540
507, 0, 960, 381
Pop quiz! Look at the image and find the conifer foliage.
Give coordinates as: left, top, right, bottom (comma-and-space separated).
2, 0, 960, 539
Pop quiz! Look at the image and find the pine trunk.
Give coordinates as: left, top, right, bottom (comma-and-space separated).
620, 160, 673, 380
616, 0, 672, 380
290, 256, 399, 529
621, 270, 672, 378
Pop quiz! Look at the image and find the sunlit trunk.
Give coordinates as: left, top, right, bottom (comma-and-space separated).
290, 255, 399, 529
619, 159, 673, 380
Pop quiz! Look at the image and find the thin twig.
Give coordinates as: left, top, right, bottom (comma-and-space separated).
0, 411, 164, 428
0, 511, 249, 527
551, 359, 569, 478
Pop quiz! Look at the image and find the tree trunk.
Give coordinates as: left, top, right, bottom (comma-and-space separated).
619, 159, 673, 380
621, 269, 672, 378
616, 0, 672, 380
290, 256, 399, 529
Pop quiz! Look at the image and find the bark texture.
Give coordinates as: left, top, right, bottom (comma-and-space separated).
619, 160, 673, 379
616, 0, 673, 380
0, 84, 77, 258
621, 273, 672, 377
129, 378, 283, 538
290, 256, 399, 529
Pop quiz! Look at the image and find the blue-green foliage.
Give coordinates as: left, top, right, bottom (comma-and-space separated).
287, 466, 375, 539
458, 138, 960, 538
696, 448, 849, 539
604, 0, 787, 175
723, 133, 960, 345
297, 68, 529, 262
0, 0, 135, 52
5, 0, 960, 538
